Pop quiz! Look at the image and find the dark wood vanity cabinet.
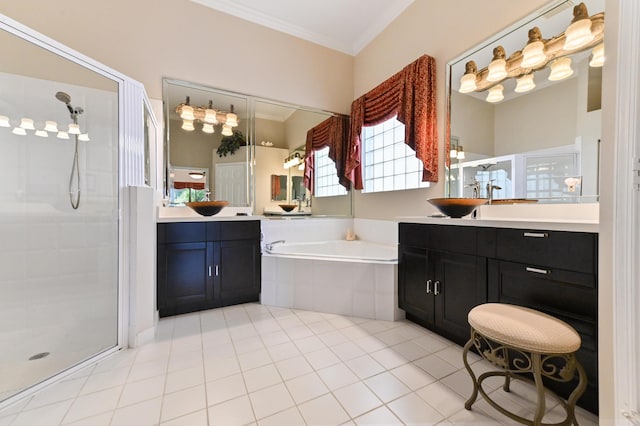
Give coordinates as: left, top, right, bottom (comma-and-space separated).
398, 223, 599, 414
398, 224, 489, 346
157, 221, 261, 317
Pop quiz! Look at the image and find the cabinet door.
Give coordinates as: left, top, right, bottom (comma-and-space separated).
398, 246, 434, 325
218, 239, 261, 306
433, 251, 486, 345
157, 242, 214, 317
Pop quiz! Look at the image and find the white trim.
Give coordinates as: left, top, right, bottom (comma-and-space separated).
612, 0, 640, 422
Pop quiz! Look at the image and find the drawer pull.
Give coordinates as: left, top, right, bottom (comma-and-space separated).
434, 280, 441, 295
526, 266, 550, 275
208, 266, 212, 277
523, 232, 548, 238
215, 265, 219, 276
426, 279, 432, 294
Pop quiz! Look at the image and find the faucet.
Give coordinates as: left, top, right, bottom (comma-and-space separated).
486, 180, 502, 204
466, 179, 480, 198
204, 190, 211, 201
265, 240, 285, 251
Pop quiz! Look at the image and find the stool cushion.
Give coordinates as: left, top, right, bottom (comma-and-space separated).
468, 303, 581, 353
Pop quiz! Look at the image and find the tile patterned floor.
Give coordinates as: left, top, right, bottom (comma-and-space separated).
0, 303, 599, 425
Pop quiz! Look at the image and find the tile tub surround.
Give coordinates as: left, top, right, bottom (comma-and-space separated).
261, 218, 401, 321
262, 256, 402, 321
0, 303, 599, 426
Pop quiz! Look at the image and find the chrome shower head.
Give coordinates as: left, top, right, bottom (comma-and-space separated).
55, 91, 72, 105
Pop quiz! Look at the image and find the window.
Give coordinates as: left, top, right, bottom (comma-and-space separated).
362, 117, 430, 193
314, 146, 347, 197
525, 154, 579, 199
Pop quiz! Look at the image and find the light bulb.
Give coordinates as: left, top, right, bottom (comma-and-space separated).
44, 121, 58, 132
35, 129, 48, 137
57, 131, 69, 139
68, 123, 81, 134
521, 41, 546, 68
450, 147, 458, 158
589, 43, 604, 67
0, 115, 10, 127
515, 74, 536, 93
181, 119, 194, 131
225, 112, 238, 127
78, 133, 90, 141
564, 19, 593, 50
12, 127, 26, 135
204, 109, 218, 124
456, 147, 465, 160
221, 124, 233, 136
179, 104, 194, 121
548, 57, 573, 81
19, 118, 35, 130
202, 123, 215, 134
486, 85, 504, 103
298, 163, 305, 171
459, 61, 477, 93
486, 47, 507, 82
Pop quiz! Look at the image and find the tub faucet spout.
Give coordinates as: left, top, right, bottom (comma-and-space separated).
266, 240, 285, 251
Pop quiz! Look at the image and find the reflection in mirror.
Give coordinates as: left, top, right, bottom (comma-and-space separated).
270, 174, 287, 201
164, 79, 249, 207
446, 0, 603, 203
163, 77, 352, 217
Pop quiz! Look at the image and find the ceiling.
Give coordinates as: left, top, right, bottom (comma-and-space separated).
190, 0, 415, 55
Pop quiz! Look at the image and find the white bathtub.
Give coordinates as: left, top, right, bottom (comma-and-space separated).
265, 240, 397, 263
261, 240, 403, 321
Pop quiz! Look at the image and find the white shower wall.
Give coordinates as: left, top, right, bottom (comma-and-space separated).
0, 72, 119, 400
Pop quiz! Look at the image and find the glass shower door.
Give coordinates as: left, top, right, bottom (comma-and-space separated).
0, 25, 120, 402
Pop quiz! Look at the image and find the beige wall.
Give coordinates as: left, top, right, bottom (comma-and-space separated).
352, 0, 549, 219
0, 0, 353, 114
450, 92, 494, 157
256, 118, 286, 149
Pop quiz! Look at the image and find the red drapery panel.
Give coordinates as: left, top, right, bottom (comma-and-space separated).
271, 174, 281, 199
303, 115, 350, 194
347, 54, 438, 189
173, 182, 205, 190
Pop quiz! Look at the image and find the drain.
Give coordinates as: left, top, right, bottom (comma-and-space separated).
28, 352, 50, 361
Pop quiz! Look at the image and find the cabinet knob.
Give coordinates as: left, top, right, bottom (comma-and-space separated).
426, 279, 432, 294
434, 280, 441, 295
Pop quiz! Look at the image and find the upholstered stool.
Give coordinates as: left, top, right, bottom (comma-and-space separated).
462, 303, 587, 426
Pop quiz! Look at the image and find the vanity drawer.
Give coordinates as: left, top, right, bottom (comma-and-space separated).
158, 222, 206, 244
220, 220, 260, 241
496, 229, 597, 273
399, 223, 493, 255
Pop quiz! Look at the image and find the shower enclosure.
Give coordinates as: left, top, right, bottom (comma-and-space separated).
0, 16, 151, 404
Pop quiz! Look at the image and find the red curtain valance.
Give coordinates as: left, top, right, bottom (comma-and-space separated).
303, 115, 350, 194
346, 54, 438, 189
173, 182, 205, 190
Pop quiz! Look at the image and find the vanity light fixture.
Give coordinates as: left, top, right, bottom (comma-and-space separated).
0, 115, 10, 127
35, 129, 48, 137
487, 47, 507, 82
564, 3, 594, 50
459, 61, 478, 93
548, 57, 574, 81
486, 85, 504, 103
458, 3, 603, 102
12, 127, 26, 136
589, 43, 604, 67
449, 146, 458, 158
78, 133, 90, 141
57, 131, 69, 140
175, 97, 239, 135
189, 171, 205, 180
283, 152, 304, 169
456, 146, 465, 160
514, 73, 536, 93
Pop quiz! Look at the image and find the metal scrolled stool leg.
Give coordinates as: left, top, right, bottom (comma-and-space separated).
462, 303, 588, 426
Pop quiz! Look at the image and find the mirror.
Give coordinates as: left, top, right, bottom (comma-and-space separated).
163, 79, 352, 216
446, 0, 604, 203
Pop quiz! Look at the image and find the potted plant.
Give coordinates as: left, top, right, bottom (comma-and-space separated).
217, 130, 246, 157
